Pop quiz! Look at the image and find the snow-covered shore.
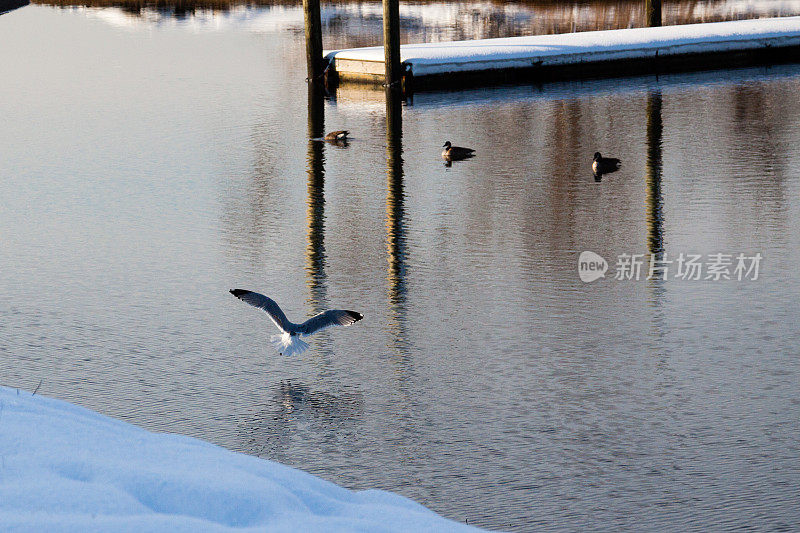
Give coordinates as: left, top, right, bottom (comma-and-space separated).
0, 386, 478, 532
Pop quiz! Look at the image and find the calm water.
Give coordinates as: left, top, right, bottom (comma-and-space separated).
3, 3, 800, 531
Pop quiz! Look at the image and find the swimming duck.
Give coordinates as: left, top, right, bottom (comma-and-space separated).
325, 130, 349, 142
442, 141, 475, 161
592, 152, 621, 176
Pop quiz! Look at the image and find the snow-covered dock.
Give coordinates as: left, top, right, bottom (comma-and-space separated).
325, 17, 800, 90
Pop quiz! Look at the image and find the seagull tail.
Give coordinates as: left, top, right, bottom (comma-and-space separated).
270, 332, 309, 357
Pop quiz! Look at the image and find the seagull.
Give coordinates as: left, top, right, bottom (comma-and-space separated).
230, 289, 363, 356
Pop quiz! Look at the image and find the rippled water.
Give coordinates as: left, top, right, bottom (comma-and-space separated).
2, 4, 800, 531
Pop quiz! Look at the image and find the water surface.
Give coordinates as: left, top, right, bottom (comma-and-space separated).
2, 4, 800, 531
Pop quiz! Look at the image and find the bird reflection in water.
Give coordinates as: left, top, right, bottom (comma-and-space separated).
275, 380, 364, 419
238, 380, 365, 460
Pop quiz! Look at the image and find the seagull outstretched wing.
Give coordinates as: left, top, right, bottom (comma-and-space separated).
229, 289, 290, 332
299, 310, 363, 336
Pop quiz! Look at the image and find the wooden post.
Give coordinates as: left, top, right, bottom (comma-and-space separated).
383, 0, 401, 87
645, 0, 662, 27
307, 82, 325, 139
303, 0, 324, 81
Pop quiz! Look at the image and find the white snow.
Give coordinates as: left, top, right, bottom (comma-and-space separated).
0, 386, 478, 532
325, 16, 800, 76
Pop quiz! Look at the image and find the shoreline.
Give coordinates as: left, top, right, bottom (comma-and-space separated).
0, 386, 478, 532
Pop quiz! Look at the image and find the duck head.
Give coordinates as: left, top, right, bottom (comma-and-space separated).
593, 152, 602, 161
443, 141, 452, 149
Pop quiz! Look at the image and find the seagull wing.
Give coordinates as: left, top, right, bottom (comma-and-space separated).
229, 289, 291, 333
298, 310, 363, 336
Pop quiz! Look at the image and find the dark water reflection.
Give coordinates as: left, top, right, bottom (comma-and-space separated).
384, 89, 411, 354
306, 83, 328, 314
0, 0, 28, 14
29, 0, 800, 46
2, 4, 800, 532
646, 90, 664, 255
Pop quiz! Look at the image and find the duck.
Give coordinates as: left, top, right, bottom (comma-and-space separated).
592, 152, 621, 176
442, 141, 475, 161
325, 130, 349, 142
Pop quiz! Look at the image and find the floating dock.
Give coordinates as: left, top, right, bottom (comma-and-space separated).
325, 17, 800, 90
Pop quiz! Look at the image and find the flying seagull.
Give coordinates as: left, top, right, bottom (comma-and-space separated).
230, 289, 363, 356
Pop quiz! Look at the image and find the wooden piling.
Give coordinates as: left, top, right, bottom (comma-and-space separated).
383, 0, 401, 87
645, 0, 662, 27
303, 0, 324, 81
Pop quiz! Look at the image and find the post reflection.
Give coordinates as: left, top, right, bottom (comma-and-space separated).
385, 87, 410, 356
645, 89, 667, 333
305, 82, 327, 314
646, 90, 664, 257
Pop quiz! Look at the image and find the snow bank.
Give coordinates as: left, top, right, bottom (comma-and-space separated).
0, 386, 478, 532
326, 16, 800, 76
